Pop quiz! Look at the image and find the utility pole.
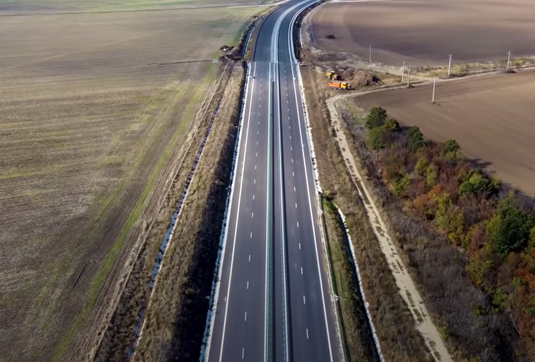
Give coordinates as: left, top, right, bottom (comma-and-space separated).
407, 64, 411, 87
369, 44, 372, 64
506, 50, 512, 70
448, 54, 453, 77
401, 61, 405, 83
431, 78, 436, 103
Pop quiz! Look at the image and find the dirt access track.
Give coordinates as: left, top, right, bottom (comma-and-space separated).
353, 70, 535, 197
311, 0, 535, 67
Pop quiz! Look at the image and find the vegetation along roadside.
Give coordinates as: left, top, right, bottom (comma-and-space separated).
338, 103, 534, 361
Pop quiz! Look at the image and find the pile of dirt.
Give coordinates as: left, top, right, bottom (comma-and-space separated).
324, 66, 382, 88
346, 68, 382, 88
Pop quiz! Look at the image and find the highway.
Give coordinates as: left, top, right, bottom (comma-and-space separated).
205, 1, 340, 361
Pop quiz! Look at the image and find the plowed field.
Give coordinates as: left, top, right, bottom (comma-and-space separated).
311, 0, 535, 66
352, 71, 535, 196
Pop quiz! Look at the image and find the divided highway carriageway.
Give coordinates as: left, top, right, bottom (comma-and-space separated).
205, 1, 341, 361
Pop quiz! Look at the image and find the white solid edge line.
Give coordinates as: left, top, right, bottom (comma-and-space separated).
216, 62, 257, 362
274, 15, 291, 362
288, 4, 335, 361
265, 59, 272, 362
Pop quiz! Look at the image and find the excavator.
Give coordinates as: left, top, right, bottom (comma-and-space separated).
325, 70, 341, 80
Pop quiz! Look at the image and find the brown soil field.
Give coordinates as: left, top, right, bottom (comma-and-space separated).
352, 70, 535, 197
0, 3, 260, 362
311, 0, 535, 67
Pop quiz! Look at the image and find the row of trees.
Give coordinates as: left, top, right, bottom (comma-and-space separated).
365, 107, 535, 355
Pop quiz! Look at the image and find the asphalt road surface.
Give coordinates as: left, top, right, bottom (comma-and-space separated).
206, 1, 340, 361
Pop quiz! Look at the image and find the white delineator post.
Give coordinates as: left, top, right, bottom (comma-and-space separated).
407, 64, 411, 87
401, 61, 405, 83
431, 78, 436, 103
448, 54, 452, 77
507, 50, 512, 70
369, 44, 372, 64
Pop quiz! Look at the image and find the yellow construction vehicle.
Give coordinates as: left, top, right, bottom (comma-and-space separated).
325, 71, 341, 80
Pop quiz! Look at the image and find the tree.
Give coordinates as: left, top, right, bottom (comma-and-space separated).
415, 157, 428, 176
367, 126, 389, 150
486, 196, 535, 256
407, 126, 426, 152
425, 163, 438, 186
384, 117, 400, 132
393, 174, 411, 197
443, 139, 462, 162
435, 194, 465, 245
459, 168, 500, 197
365, 106, 387, 129
444, 139, 460, 154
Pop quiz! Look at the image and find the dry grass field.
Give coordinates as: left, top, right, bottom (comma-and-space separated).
0, 0, 262, 14
311, 0, 535, 67
352, 70, 535, 197
0, 2, 261, 361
